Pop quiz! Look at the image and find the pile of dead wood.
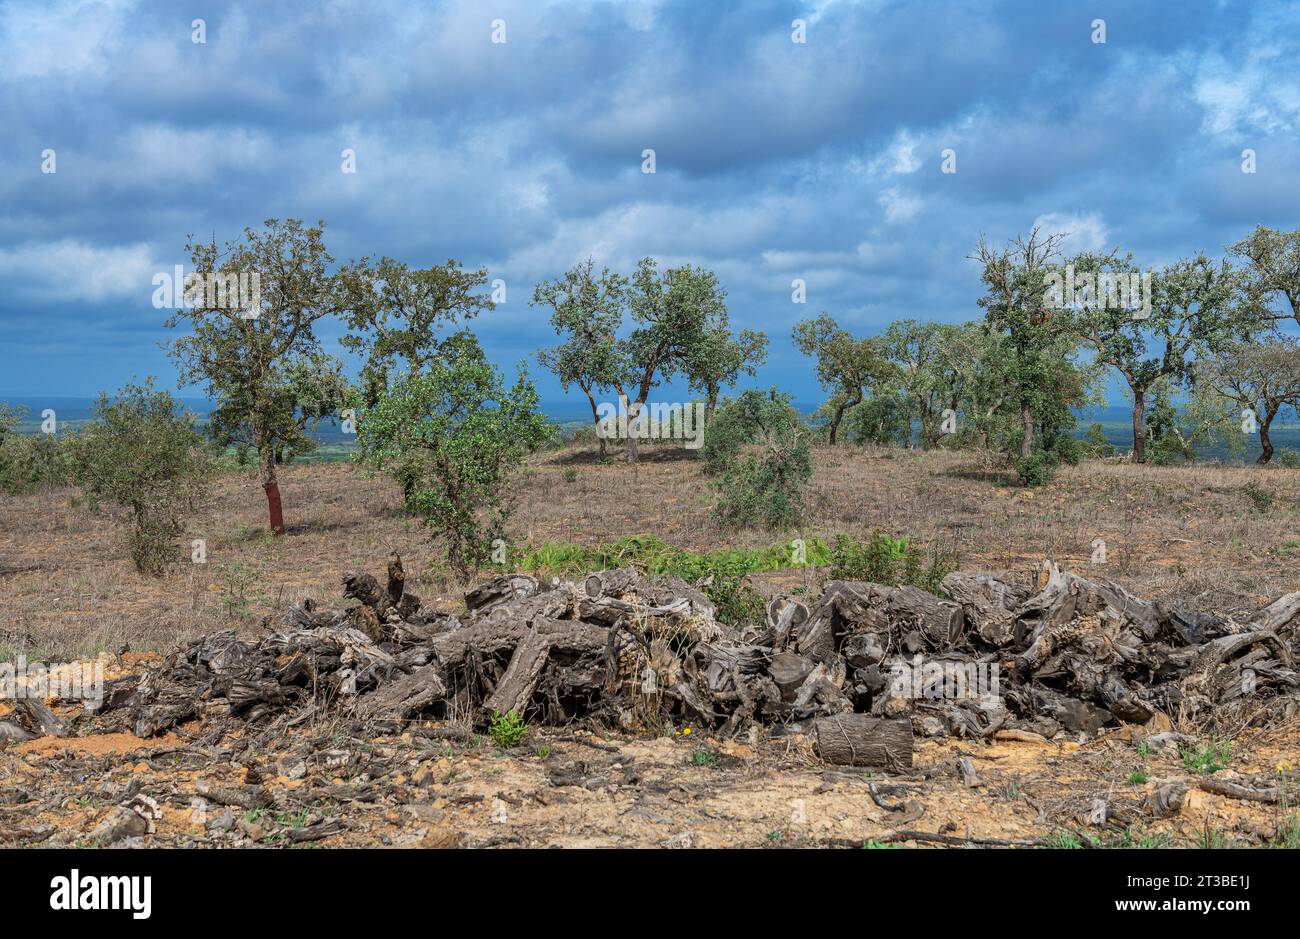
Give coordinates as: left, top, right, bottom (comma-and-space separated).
56, 556, 1297, 770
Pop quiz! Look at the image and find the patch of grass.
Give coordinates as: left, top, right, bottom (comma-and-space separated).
1274, 811, 1300, 849
688, 748, 717, 767
1180, 740, 1231, 774
1241, 482, 1273, 513
863, 839, 905, 849
516, 534, 832, 627
534, 744, 552, 759
1043, 829, 1086, 849
1127, 771, 1148, 785
487, 709, 529, 749
828, 531, 958, 593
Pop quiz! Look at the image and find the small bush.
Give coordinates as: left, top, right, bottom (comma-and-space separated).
0, 404, 75, 494
829, 531, 957, 593
704, 389, 813, 530
1081, 423, 1117, 458
1241, 482, 1273, 513
1015, 450, 1059, 487
488, 709, 529, 748
68, 381, 214, 576
354, 353, 551, 579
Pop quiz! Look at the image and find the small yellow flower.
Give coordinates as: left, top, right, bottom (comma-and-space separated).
683, 727, 691, 735
1276, 760, 1293, 773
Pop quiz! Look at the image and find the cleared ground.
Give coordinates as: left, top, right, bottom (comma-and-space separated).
2, 444, 1298, 660
2, 445, 1298, 849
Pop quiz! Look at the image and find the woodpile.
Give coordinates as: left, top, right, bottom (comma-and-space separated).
68, 556, 1299, 770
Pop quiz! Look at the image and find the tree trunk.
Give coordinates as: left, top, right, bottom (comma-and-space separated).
258, 439, 286, 536
1131, 387, 1146, 464
705, 383, 719, 425
1257, 406, 1278, 464
624, 398, 642, 464
584, 388, 606, 457
1019, 400, 1034, 458
828, 392, 860, 446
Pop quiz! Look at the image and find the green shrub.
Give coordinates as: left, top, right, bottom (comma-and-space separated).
1015, 450, 1059, 487
843, 395, 911, 447
69, 381, 214, 576
0, 404, 76, 494
828, 531, 957, 592
354, 351, 551, 579
488, 709, 529, 748
1081, 423, 1117, 458
703, 389, 813, 530
1241, 482, 1273, 513
1181, 740, 1231, 774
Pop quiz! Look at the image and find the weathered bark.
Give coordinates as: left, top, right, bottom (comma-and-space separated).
583, 384, 607, 457
464, 574, 539, 612
812, 714, 913, 768
256, 425, 286, 536
827, 391, 861, 446
1257, 404, 1279, 464
482, 630, 551, 717
624, 398, 642, 463
1131, 387, 1146, 464
354, 663, 448, 723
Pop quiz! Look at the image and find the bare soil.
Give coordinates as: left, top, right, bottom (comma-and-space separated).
2, 446, 1298, 848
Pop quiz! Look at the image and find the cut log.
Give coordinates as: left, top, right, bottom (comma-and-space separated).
342, 571, 385, 611
482, 630, 552, 717
353, 663, 448, 723
386, 553, 406, 606
464, 575, 539, 612
941, 571, 1027, 646
812, 714, 913, 768
768, 652, 815, 702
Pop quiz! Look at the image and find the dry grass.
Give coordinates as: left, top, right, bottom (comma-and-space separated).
2, 444, 1299, 660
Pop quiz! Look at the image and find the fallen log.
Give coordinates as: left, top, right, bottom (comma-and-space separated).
812, 714, 913, 769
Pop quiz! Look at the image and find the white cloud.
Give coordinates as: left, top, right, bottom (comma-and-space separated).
0, 0, 130, 79
869, 130, 922, 175
1030, 212, 1109, 254
878, 186, 922, 223
0, 240, 159, 302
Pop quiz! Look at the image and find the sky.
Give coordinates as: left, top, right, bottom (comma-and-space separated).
1, 0, 1298, 405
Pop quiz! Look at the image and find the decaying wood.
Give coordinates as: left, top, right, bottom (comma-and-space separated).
482, 630, 552, 717
84, 557, 1300, 762
1197, 777, 1281, 804
812, 715, 913, 768
14, 698, 69, 737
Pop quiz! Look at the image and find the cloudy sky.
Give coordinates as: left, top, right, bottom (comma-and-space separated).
1, 0, 1297, 403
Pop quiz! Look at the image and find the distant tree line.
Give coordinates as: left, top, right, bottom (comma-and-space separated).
794, 225, 1300, 482
3, 221, 1298, 576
